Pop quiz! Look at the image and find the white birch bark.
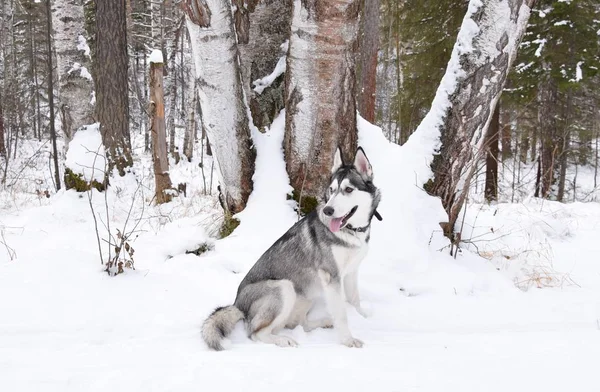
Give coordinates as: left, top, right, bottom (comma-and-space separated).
52, 0, 94, 145
184, 0, 254, 214
405, 0, 535, 236
284, 0, 361, 201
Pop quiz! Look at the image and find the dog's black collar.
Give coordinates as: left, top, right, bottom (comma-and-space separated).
345, 224, 370, 233
344, 208, 383, 233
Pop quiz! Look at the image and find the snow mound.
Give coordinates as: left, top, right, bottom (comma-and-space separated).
65, 123, 106, 182
149, 49, 164, 64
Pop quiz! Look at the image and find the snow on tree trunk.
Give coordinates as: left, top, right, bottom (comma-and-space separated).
184, 0, 255, 214
284, 0, 361, 205
237, 0, 292, 130
149, 52, 173, 204
405, 0, 535, 239
51, 0, 94, 145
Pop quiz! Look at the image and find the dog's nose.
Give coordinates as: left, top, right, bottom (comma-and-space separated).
323, 206, 334, 216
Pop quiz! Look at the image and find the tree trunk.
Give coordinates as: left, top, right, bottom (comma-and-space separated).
411, 0, 534, 239
52, 0, 94, 145
500, 100, 512, 162
95, 0, 132, 176
183, 88, 196, 162
0, 94, 5, 157
538, 78, 558, 199
238, 0, 292, 130
150, 55, 173, 204
184, 0, 255, 214
484, 104, 500, 202
46, 0, 62, 191
357, 0, 379, 123
284, 0, 361, 205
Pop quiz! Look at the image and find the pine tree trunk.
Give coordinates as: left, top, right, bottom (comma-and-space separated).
183, 88, 196, 162
46, 0, 61, 191
357, 0, 380, 123
238, 0, 292, 130
0, 95, 5, 157
500, 100, 512, 162
416, 0, 534, 238
538, 78, 558, 199
52, 0, 94, 145
284, 0, 361, 205
484, 105, 499, 202
95, 0, 132, 176
150, 57, 173, 204
184, 0, 255, 214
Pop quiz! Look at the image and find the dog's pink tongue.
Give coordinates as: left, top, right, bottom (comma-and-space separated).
329, 217, 343, 232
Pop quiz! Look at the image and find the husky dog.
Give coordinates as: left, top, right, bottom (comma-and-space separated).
202, 147, 382, 350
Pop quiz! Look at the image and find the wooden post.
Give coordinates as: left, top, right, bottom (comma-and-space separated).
149, 51, 173, 203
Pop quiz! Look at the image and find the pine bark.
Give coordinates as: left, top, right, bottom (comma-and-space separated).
238, 0, 292, 130
184, 0, 255, 214
424, 0, 535, 238
0, 94, 6, 157
484, 105, 500, 202
95, 0, 133, 176
150, 59, 173, 204
357, 0, 379, 123
538, 78, 558, 198
284, 0, 361, 203
52, 0, 94, 145
46, 0, 61, 191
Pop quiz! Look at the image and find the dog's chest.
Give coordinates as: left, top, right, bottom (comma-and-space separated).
331, 243, 368, 274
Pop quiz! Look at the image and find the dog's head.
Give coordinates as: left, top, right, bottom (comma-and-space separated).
322, 147, 381, 233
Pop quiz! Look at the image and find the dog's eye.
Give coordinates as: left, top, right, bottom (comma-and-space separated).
345, 187, 354, 193
329, 187, 334, 193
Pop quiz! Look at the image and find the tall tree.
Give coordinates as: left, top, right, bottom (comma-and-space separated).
408, 0, 535, 240
284, 0, 361, 207
149, 51, 173, 204
484, 105, 500, 202
237, 0, 292, 130
46, 0, 61, 191
184, 0, 255, 214
357, 0, 379, 123
95, 0, 132, 175
52, 0, 94, 145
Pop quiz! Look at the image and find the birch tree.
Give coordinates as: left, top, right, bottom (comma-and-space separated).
284, 0, 361, 206
184, 0, 255, 214
149, 50, 173, 204
405, 0, 536, 240
52, 0, 94, 145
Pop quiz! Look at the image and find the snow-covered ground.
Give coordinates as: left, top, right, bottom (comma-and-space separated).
1, 116, 599, 391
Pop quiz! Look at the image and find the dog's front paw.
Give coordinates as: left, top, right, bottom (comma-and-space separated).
341, 337, 364, 348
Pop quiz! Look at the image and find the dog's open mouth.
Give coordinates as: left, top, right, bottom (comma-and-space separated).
329, 206, 358, 232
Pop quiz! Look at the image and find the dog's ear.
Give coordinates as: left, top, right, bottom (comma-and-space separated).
331, 147, 343, 173
353, 147, 373, 179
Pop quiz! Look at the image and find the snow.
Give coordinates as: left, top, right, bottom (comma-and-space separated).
67, 62, 93, 81
149, 49, 163, 64
575, 61, 583, 81
77, 35, 91, 58
2, 113, 600, 390
253, 55, 286, 94
64, 123, 106, 182
534, 38, 547, 57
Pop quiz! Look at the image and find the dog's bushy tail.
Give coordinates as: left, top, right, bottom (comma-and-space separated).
202, 305, 244, 351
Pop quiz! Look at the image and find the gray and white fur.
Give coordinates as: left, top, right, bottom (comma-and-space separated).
202, 147, 381, 350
